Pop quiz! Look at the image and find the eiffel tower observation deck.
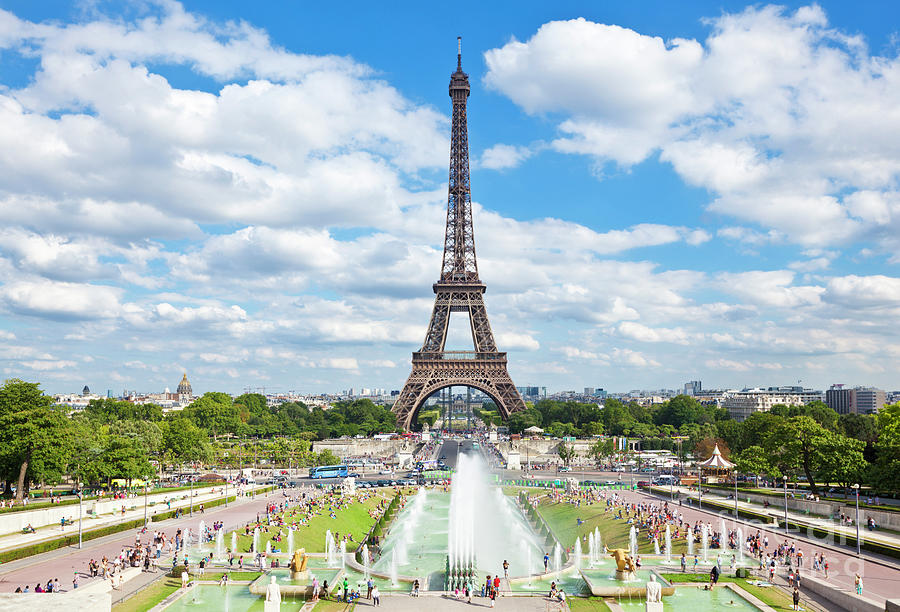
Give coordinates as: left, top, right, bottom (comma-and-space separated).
392, 39, 526, 431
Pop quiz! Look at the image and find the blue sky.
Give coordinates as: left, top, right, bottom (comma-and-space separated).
1, 1, 900, 396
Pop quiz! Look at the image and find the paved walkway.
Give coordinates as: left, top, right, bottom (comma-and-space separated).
669, 484, 900, 552
0, 487, 298, 596
0, 485, 264, 554
619, 487, 897, 606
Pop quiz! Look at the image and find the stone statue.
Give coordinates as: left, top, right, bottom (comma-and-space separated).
264, 576, 281, 612
645, 574, 663, 612
289, 549, 309, 581
610, 548, 636, 581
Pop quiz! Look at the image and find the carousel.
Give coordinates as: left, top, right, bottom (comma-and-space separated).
696, 443, 734, 483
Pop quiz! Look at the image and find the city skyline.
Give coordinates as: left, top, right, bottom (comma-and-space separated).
2, 1, 900, 395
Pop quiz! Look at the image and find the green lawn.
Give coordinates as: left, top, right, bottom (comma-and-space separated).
529, 492, 688, 556
313, 600, 355, 611
567, 597, 612, 611
112, 576, 182, 612
659, 572, 798, 612
228, 489, 411, 555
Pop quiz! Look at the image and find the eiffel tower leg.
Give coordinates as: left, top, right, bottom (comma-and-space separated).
392, 356, 525, 431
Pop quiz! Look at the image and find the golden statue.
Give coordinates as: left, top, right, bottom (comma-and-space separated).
289, 548, 309, 580
609, 548, 636, 580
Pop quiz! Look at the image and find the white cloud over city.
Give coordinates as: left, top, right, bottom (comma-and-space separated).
0, 2, 898, 394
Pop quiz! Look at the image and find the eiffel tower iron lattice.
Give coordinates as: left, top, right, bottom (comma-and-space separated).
392, 39, 526, 430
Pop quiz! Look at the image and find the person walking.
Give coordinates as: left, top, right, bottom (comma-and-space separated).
792, 587, 800, 611
503, 559, 509, 578
493, 574, 500, 597
367, 577, 373, 599
543, 552, 549, 572
413, 579, 420, 597
855, 573, 863, 595
681, 553, 686, 572
372, 585, 381, 606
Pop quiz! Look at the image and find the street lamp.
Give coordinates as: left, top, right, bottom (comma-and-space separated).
143, 480, 148, 527
782, 475, 788, 534
852, 483, 861, 556
190, 473, 194, 517
77, 482, 83, 550
734, 468, 739, 518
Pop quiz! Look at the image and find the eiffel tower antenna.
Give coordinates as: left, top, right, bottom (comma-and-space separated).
392, 39, 526, 431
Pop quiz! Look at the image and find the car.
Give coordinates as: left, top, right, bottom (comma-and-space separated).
613, 467, 626, 472
379, 469, 393, 475
604, 480, 617, 485
559, 466, 572, 472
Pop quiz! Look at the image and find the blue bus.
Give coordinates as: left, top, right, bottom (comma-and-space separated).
309, 465, 349, 479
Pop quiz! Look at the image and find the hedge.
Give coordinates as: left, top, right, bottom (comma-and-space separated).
0, 516, 147, 564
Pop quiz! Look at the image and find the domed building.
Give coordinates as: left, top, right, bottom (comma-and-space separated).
82, 385, 90, 396
176, 373, 193, 398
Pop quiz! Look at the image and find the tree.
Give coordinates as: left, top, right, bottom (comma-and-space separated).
588, 438, 614, 465
766, 416, 830, 493
817, 432, 867, 491
557, 442, 576, 467
733, 445, 778, 485
162, 419, 211, 468
0, 380, 72, 499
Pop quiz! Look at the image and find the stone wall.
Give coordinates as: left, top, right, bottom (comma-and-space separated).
734, 490, 900, 531
312, 439, 420, 459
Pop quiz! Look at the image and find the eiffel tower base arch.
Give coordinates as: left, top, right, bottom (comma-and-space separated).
392, 353, 526, 431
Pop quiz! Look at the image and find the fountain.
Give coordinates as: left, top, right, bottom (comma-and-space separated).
265, 540, 272, 555
629, 525, 638, 559
553, 542, 562, 572
361, 543, 370, 579
231, 532, 237, 554
339, 541, 346, 569
287, 529, 294, 557
653, 537, 661, 555
215, 529, 224, 557
588, 532, 596, 567
197, 521, 206, 551
390, 549, 399, 586
665, 525, 672, 564
574, 537, 582, 571
701, 523, 709, 563
252, 528, 259, 554
520, 539, 533, 587
595, 527, 601, 553
737, 527, 745, 564
325, 530, 337, 566
687, 529, 694, 557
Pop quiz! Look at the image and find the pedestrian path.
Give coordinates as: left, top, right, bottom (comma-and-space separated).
662, 485, 900, 555
0, 485, 267, 556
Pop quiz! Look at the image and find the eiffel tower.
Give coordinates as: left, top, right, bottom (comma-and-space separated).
392, 39, 526, 431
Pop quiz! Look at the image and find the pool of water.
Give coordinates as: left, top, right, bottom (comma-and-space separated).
267, 567, 342, 586
617, 584, 758, 610
162, 585, 303, 611
510, 572, 589, 595
581, 568, 658, 586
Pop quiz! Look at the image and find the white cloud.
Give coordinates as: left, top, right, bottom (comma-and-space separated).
616, 321, 690, 345
480, 144, 533, 170
483, 6, 900, 251
1, 280, 122, 320
611, 348, 660, 368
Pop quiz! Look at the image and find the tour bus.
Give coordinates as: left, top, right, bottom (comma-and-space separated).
309, 465, 350, 479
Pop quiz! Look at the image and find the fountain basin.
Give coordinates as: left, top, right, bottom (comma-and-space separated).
580, 569, 675, 598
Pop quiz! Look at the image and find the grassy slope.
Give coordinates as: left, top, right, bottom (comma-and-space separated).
568, 597, 612, 612
113, 576, 182, 612
528, 491, 689, 556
